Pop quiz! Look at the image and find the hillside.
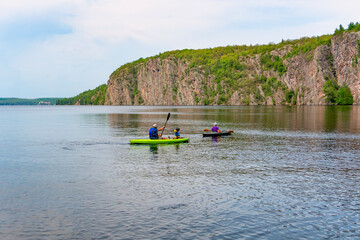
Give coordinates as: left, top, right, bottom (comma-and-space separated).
56, 84, 107, 105
58, 23, 360, 106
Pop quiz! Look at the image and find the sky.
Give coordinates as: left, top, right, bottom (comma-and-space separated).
0, 0, 359, 98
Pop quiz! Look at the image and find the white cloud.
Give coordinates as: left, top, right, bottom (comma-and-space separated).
68, 0, 230, 44
2, 0, 360, 45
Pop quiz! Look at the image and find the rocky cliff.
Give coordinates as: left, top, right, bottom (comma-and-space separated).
104, 31, 360, 106
57, 28, 360, 106
331, 32, 360, 103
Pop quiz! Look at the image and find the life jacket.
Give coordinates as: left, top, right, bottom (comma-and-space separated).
212, 126, 219, 132
149, 128, 158, 139
174, 130, 180, 139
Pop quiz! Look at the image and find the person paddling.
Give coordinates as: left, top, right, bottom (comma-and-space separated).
149, 124, 165, 139
211, 122, 221, 133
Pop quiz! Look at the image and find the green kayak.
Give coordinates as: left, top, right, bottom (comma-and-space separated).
130, 138, 189, 144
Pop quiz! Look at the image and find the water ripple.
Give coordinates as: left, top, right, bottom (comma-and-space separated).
1, 106, 360, 239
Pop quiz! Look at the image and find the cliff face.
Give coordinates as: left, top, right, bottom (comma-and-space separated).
331, 32, 360, 103
282, 45, 334, 105
105, 32, 360, 105
105, 58, 212, 105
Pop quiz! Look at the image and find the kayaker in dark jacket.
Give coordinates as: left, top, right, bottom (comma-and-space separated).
211, 122, 221, 132
149, 124, 165, 139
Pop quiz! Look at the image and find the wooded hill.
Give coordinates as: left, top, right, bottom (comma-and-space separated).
57, 23, 360, 106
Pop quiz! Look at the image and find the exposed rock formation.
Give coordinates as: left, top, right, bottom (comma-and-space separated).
102, 32, 360, 105
331, 32, 360, 103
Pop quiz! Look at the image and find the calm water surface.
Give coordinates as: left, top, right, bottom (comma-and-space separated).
0, 106, 359, 239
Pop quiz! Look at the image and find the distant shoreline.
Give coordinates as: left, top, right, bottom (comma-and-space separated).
0, 98, 61, 105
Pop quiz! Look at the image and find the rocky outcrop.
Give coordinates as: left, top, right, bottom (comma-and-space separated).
105, 58, 215, 105
283, 45, 335, 105
331, 32, 360, 103
104, 32, 360, 105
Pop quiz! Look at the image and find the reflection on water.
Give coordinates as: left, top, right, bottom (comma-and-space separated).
0, 106, 360, 239
105, 106, 360, 134
149, 145, 158, 154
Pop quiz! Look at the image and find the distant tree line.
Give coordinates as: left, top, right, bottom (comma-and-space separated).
0, 98, 60, 105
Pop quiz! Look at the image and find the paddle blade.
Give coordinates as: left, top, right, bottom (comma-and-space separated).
161, 113, 171, 136
204, 129, 210, 131
227, 130, 234, 133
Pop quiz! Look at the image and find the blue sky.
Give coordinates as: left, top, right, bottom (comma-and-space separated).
0, 0, 359, 98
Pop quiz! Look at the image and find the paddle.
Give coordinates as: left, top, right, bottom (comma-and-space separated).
160, 113, 171, 137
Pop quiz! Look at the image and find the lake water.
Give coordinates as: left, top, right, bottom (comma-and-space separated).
1, 106, 359, 239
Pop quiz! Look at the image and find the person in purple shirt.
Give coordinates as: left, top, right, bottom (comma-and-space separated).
211, 122, 221, 132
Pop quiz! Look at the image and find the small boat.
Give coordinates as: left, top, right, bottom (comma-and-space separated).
130, 138, 189, 144
203, 131, 232, 137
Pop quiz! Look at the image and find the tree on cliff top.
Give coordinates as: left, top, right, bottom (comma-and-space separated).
334, 22, 360, 35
